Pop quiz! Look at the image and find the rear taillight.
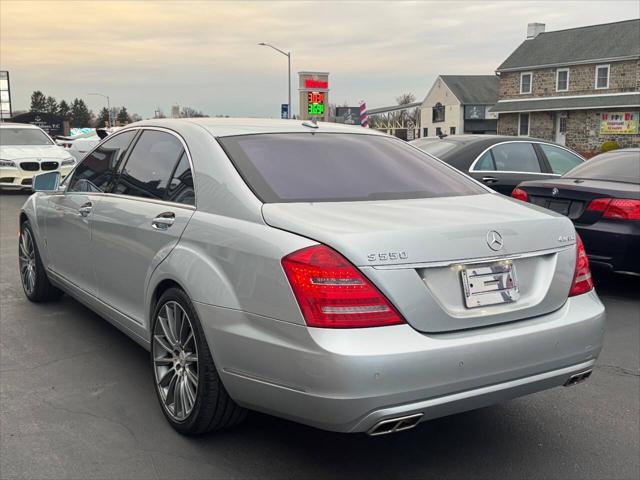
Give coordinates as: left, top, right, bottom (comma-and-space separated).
587, 197, 640, 220
511, 188, 528, 202
568, 234, 593, 297
281, 245, 405, 328
603, 199, 640, 220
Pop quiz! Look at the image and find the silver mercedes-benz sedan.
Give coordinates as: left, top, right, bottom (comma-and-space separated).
19, 119, 605, 436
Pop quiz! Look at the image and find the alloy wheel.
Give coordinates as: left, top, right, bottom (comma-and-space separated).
19, 228, 36, 295
153, 300, 199, 421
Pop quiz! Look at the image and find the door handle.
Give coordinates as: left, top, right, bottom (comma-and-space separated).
482, 176, 498, 184
151, 212, 176, 230
78, 202, 92, 217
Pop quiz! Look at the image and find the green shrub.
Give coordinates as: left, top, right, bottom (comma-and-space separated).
600, 141, 620, 153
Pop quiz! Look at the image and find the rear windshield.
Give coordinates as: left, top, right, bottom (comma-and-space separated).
0, 127, 52, 146
219, 133, 485, 203
564, 150, 640, 184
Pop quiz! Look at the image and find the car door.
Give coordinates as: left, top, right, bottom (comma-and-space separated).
90, 129, 196, 327
44, 130, 137, 292
469, 141, 548, 195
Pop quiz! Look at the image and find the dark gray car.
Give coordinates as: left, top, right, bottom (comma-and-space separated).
410, 135, 585, 195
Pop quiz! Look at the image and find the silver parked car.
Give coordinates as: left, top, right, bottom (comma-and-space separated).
20, 119, 605, 436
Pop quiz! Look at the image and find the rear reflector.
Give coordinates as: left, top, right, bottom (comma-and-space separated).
568, 234, 593, 297
511, 188, 528, 202
281, 245, 405, 328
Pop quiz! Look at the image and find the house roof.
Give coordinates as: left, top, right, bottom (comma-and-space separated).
490, 92, 640, 113
497, 19, 640, 72
439, 75, 499, 105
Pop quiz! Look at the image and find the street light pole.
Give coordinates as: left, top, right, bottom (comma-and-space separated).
258, 43, 291, 119
88, 92, 111, 127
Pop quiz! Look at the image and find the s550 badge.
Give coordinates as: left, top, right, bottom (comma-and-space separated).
558, 235, 575, 243
367, 251, 408, 262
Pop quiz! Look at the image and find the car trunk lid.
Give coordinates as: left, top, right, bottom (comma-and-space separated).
263, 193, 577, 332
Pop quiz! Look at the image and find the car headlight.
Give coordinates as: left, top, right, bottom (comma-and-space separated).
61, 157, 76, 167
0, 159, 16, 168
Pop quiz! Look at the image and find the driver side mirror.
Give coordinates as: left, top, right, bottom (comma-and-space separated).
33, 171, 61, 192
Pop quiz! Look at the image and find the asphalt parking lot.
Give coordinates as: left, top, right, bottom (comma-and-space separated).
0, 190, 638, 480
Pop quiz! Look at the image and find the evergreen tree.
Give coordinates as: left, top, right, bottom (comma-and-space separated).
95, 107, 110, 127
45, 96, 58, 114
70, 98, 93, 127
116, 106, 131, 125
30, 91, 47, 112
58, 100, 71, 119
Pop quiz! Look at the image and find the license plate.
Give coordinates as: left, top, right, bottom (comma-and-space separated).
460, 262, 519, 308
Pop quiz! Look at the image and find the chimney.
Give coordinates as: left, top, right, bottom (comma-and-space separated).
527, 22, 546, 39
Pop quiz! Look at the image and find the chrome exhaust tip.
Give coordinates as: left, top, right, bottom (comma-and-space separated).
564, 369, 593, 387
367, 413, 423, 436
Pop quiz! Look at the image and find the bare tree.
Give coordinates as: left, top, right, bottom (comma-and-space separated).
180, 106, 207, 118
396, 93, 416, 106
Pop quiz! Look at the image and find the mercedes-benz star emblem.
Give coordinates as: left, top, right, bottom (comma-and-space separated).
552, 187, 559, 197
486, 230, 504, 251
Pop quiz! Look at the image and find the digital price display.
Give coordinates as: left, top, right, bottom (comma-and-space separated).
308, 91, 325, 116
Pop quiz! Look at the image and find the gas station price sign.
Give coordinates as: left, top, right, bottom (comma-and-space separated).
308, 91, 325, 116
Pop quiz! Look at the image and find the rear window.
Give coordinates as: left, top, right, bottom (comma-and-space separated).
219, 133, 484, 203
564, 150, 640, 184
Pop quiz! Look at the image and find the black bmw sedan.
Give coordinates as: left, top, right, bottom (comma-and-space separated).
410, 135, 585, 196
512, 148, 640, 275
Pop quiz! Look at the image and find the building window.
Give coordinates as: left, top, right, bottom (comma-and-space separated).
432, 103, 445, 122
595, 64, 609, 89
556, 68, 569, 92
518, 113, 530, 136
520, 72, 532, 94
435, 127, 443, 137
449, 126, 456, 135
422, 127, 428, 137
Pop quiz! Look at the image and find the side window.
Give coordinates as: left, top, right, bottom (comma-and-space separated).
491, 143, 541, 173
539, 144, 583, 175
474, 150, 495, 171
114, 130, 183, 200
68, 130, 136, 193
166, 152, 195, 206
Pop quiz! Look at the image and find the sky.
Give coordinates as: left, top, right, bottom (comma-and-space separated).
1, 0, 639, 119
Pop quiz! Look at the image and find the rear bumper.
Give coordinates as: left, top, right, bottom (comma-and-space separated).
195, 290, 605, 433
577, 220, 640, 274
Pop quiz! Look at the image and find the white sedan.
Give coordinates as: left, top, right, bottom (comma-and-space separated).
0, 122, 77, 190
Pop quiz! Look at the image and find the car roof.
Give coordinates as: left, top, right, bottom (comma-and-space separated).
128, 117, 387, 138
0, 122, 41, 129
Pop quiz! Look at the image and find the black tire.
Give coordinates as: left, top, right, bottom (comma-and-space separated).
151, 287, 246, 435
19, 221, 64, 302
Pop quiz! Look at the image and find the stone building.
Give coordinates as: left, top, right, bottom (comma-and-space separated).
491, 20, 640, 156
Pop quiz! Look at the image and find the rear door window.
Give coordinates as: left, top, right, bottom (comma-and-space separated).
539, 144, 583, 175
166, 152, 195, 206
113, 130, 184, 200
68, 130, 137, 193
490, 142, 542, 173
219, 133, 485, 203
473, 150, 496, 171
